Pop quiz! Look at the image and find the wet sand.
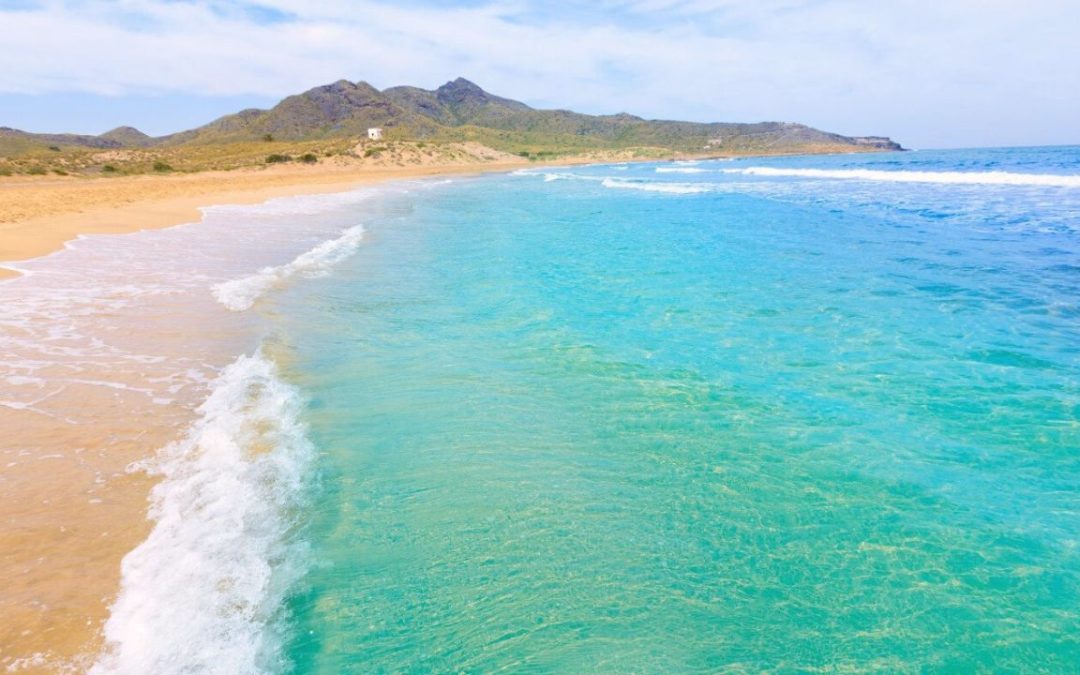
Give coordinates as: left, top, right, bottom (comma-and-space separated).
1, 271, 260, 671
1, 396, 183, 672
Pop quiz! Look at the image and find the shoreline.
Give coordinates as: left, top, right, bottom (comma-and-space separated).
0, 145, 895, 278
0, 174, 412, 671
0, 160, 533, 279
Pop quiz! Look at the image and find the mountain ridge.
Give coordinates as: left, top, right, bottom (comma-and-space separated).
1, 77, 903, 154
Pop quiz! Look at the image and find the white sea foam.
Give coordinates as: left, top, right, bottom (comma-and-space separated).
721, 167, 1080, 188
203, 189, 373, 218
541, 172, 594, 182
601, 178, 712, 194
213, 224, 366, 311
513, 169, 604, 183
92, 352, 313, 675
656, 167, 708, 174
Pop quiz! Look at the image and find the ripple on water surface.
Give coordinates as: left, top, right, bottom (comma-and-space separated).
274, 148, 1080, 672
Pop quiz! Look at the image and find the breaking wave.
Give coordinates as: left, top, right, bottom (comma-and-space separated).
601, 178, 712, 194
656, 167, 708, 174
721, 167, 1080, 188
213, 225, 366, 311
92, 352, 313, 675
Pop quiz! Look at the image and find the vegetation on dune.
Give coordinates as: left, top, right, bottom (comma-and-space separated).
0, 133, 881, 178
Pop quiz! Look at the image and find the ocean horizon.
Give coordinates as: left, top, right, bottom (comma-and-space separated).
4, 146, 1080, 672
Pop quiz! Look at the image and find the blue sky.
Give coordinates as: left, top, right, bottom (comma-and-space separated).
1, 0, 1078, 148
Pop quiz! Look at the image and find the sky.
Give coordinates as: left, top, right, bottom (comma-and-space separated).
1, 0, 1078, 149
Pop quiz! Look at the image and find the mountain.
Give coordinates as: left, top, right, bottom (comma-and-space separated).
423, 77, 533, 125
99, 126, 153, 146
169, 77, 901, 152
165, 79, 439, 144
1, 78, 903, 154
0, 126, 126, 150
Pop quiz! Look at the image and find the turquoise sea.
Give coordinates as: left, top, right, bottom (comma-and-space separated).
91, 147, 1080, 672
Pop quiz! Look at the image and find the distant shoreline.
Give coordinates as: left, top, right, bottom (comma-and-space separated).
0, 160, 524, 280
0, 145, 893, 280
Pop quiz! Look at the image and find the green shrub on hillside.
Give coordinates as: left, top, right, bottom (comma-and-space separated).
300, 153, 318, 164
153, 161, 173, 172
27, 165, 47, 175
266, 154, 291, 163
102, 164, 118, 173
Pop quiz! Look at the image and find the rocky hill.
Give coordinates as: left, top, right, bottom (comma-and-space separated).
98, 126, 154, 146
1, 78, 902, 157
0, 126, 127, 150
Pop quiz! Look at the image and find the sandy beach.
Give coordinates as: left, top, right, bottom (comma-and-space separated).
0, 157, 540, 278
1, 157, 538, 671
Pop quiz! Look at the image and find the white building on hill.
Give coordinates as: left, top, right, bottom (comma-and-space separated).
368, 127, 383, 140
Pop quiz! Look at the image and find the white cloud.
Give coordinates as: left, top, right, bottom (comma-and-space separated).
1, 0, 1078, 147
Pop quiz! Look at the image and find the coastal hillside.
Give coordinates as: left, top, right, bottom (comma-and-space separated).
0, 77, 902, 176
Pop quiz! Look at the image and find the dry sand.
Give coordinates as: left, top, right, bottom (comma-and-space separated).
0, 157, 535, 278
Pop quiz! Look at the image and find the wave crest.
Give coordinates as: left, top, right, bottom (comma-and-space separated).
92, 352, 313, 675
656, 167, 707, 174
213, 224, 366, 311
721, 167, 1080, 188
601, 178, 712, 194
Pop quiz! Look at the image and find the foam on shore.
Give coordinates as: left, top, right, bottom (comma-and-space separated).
213, 224, 366, 311
0, 181, 388, 671
92, 351, 313, 675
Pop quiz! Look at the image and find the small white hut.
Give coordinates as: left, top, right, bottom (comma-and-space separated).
367, 127, 383, 140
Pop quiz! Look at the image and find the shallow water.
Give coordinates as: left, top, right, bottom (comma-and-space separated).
258, 148, 1080, 671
